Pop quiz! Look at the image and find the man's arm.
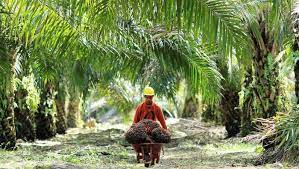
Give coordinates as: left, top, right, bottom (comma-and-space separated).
133, 104, 141, 123
156, 106, 167, 129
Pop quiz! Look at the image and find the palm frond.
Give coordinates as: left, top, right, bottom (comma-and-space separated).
239, 0, 293, 55
125, 0, 248, 61
94, 23, 223, 103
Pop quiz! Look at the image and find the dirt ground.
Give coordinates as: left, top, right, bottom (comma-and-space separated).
0, 118, 298, 169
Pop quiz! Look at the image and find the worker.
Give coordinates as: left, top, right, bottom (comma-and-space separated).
133, 86, 167, 129
132, 86, 167, 164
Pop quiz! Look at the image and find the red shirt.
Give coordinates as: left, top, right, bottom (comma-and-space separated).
133, 102, 167, 129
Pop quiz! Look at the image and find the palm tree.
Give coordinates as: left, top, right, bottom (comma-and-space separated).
79, 20, 223, 116
156, 0, 294, 134
237, 1, 293, 136
0, 0, 255, 147
258, 0, 299, 163
218, 61, 242, 137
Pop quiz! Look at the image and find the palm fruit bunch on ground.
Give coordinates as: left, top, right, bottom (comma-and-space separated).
125, 119, 171, 144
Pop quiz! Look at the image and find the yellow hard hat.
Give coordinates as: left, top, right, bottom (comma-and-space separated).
143, 86, 155, 96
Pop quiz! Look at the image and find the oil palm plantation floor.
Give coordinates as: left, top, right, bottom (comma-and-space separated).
0, 119, 297, 169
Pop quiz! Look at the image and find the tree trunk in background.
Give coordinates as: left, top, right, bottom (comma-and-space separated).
201, 105, 219, 122
220, 88, 240, 138
293, 35, 299, 103
249, 14, 280, 119
67, 87, 82, 128
294, 59, 299, 104
0, 92, 5, 144
36, 82, 56, 140
293, 3, 299, 103
2, 93, 16, 149
171, 95, 179, 118
55, 99, 67, 134
182, 95, 199, 118
241, 69, 254, 136
216, 59, 241, 137
14, 89, 36, 141
252, 54, 279, 118
0, 50, 17, 149
181, 82, 200, 118
55, 81, 67, 134
14, 48, 36, 141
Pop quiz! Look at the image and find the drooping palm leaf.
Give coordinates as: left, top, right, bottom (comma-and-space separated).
2, 0, 234, 104
92, 22, 223, 103
124, 0, 248, 60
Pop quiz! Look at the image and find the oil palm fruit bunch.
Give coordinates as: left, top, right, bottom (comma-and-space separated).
141, 119, 160, 135
152, 127, 171, 143
125, 123, 148, 144
125, 119, 171, 144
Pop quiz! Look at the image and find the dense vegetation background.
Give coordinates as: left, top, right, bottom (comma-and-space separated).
0, 0, 299, 168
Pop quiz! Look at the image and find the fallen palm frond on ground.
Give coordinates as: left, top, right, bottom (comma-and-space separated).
254, 117, 275, 133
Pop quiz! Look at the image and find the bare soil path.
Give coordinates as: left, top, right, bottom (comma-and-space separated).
0, 118, 297, 169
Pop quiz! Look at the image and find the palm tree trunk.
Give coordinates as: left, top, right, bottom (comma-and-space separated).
171, 95, 179, 118
220, 88, 240, 138
55, 99, 67, 134
67, 87, 82, 128
0, 50, 17, 149
201, 105, 215, 122
55, 80, 67, 134
36, 82, 56, 139
216, 61, 241, 137
293, 11, 299, 103
182, 95, 199, 118
252, 54, 279, 118
241, 69, 254, 136
14, 88, 36, 141
249, 14, 279, 119
295, 63, 299, 102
